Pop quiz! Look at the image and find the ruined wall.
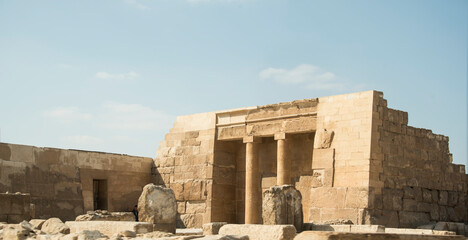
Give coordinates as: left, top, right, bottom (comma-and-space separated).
0, 193, 31, 223
154, 112, 217, 228
0, 143, 152, 221
368, 93, 468, 228
307, 91, 375, 224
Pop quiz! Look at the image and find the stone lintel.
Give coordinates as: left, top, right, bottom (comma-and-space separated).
243, 136, 262, 143
274, 132, 286, 140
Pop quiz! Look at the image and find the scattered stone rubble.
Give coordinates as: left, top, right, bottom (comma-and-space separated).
75, 211, 135, 222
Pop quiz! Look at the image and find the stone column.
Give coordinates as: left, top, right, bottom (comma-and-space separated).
243, 136, 261, 224
275, 133, 290, 185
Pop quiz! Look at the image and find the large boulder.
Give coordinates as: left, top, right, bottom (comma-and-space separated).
262, 185, 302, 231
137, 184, 177, 233
41, 218, 70, 234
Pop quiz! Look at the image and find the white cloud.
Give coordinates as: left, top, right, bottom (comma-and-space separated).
61, 135, 103, 145
124, 0, 150, 10
259, 64, 345, 90
99, 102, 174, 131
95, 71, 139, 80
43, 107, 92, 122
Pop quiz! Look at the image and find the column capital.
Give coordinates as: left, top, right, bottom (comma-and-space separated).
243, 136, 262, 143
274, 132, 286, 140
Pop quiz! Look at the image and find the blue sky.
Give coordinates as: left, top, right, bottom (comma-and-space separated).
0, 0, 466, 166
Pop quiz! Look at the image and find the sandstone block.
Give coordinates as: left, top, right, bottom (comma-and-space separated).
314, 129, 334, 149
203, 222, 228, 235
65, 221, 153, 236
137, 184, 177, 233
42, 218, 70, 234
219, 224, 296, 240
262, 185, 302, 231
180, 213, 204, 228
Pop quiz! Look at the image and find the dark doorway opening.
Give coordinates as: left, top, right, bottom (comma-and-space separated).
93, 179, 108, 210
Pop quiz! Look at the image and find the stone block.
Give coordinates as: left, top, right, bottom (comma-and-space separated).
422, 189, 432, 203
312, 148, 335, 169
314, 129, 334, 149
345, 187, 368, 209
138, 184, 177, 233
398, 211, 430, 228
65, 221, 153, 236
310, 224, 351, 232
219, 224, 297, 240
184, 180, 204, 201
439, 191, 448, 206
186, 202, 206, 214
180, 213, 204, 228
203, 222, 227, 235
350, 225, 385, 233
262, 185, 302, 231
402, 199, 418, 212
383, 188, 403, 211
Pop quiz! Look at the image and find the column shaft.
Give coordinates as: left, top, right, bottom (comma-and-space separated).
276, 134, 290, 185
245, 141, 260, 224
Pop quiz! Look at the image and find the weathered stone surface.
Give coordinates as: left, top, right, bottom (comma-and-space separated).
262, 185, 302, 231
175, 228, 203, 236
42, 218, 70, 234
313, 129, 334, 149
2, 223, 35, 240
118, 230, 136, 238
137, 184, 177, 233
65, 221, 153, 236
203, 222, 228, 235
75, 211, 135, 222
136, 231, 174, 239
29, 219, 46, 230
219, 224, 296, 240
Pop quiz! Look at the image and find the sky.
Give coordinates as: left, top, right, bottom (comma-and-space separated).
0, 0, 466, 166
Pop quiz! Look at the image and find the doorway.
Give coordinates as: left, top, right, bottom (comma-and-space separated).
93, 179, 108, 210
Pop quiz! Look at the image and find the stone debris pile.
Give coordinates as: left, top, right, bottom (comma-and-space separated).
75, 211, 135, 222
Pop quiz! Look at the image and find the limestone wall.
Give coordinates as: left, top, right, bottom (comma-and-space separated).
306, 91, 376, 224
154, 112, 217, 228
368, 93, 467, 227
0, 143, 152, 221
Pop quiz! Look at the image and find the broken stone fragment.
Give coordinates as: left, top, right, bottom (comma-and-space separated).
75, 212, 135, 222
41, 218, 70, 235
203, 222, 228, 235
29, 219, 46, 230
137, 184, 177, 233
262, 185, 303, 232
313, 129, 334, 149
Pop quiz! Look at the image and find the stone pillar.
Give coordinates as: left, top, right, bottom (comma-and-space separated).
243, 136, 261, 224
275, 133, 290, 185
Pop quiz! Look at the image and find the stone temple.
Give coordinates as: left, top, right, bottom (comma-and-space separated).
1, 90, 467, 237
